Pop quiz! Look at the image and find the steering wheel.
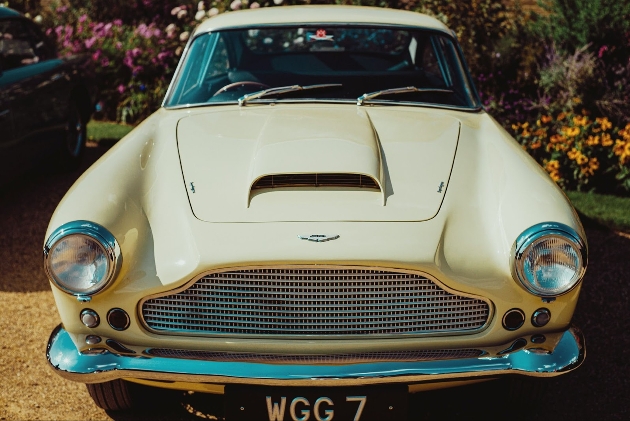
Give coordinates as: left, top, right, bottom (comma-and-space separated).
212, 81, 270, 97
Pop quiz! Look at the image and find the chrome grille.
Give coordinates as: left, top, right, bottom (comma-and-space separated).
141, 268, 490, 336
252, 173, 379, 190
146, 348, 484, 364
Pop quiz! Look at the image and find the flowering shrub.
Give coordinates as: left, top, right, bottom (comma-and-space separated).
511, 111, 630, 193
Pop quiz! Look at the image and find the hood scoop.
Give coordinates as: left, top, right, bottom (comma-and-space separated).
176, 106, 461, 223
252, 173, 381, 191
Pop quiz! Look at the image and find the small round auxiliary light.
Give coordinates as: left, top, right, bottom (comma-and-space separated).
80, 309, 100, 328
85, 335, 101, 345
532, 308, 551, 327
502, 308, 525, 331
107, 308, 130, 331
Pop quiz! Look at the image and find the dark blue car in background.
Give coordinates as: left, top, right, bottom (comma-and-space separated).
0, 6, 96, 182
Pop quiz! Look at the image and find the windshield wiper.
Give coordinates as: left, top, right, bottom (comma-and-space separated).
357, 86, 454, 106
238, 84, 343, 106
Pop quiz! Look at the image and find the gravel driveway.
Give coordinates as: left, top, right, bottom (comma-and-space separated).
0, 144, 628, 420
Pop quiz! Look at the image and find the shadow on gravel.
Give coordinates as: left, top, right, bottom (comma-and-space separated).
0, 145, 110, 292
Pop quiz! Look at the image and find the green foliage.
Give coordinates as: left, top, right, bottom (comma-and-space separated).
566, 190, 630, 233
531, 0, 630, 55
87, 120, 133, 141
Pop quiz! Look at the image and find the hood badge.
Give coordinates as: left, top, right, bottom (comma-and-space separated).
298, 234, 340, 242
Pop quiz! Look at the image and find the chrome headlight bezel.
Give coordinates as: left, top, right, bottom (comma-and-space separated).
511, 222, 587, 298
44, 220, 121, 297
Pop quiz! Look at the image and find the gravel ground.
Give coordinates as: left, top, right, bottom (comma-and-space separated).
0, 145, 628, 420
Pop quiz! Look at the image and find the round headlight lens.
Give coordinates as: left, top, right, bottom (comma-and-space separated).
44, 221, 120, 296
513, 223, 586, 297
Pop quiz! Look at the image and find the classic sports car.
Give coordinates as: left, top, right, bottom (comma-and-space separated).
45, 6, 587, 419
0, 6, 96, 183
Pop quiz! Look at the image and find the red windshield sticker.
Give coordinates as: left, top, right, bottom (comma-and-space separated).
309, 29, 334, 41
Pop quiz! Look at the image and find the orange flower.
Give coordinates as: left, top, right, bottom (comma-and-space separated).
534, 129, 546, 137
576, 154, 588, 165
573, 115, 588, 126
601, 133, 614, 146
557, 112, 566, 121
530, 140, 542, 149
541, 115, 553, 124
613, 140, 626, 156
596, 117, 612, 131
589, 157, 599, 171
511, 123, 520, 131
550, 134, 566, 143
563, 126, 580, 137
550, 171, 561, 181
572, 97, 582, 104
586, 135, 600, 146
567, 148, 579, 160
545, 160, 560, 171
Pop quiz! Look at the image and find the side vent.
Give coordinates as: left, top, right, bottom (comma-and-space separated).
252, 173, 380, 190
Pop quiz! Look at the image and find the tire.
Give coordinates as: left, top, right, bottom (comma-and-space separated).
86, 379, 178, 412
58, 101, 87, 171
86, 379, 133, 411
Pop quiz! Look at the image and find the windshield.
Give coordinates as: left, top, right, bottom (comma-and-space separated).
165, 25, 479, 109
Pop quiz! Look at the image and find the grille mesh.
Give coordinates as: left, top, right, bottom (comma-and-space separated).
141, 268, 490, 336
252, 173, 379, 190
146, 348, 484, 364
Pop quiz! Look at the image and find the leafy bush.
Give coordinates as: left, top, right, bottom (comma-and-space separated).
529, 0, 630, 124
511, 111, 630, 193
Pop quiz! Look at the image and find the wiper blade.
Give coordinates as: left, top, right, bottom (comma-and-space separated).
357, 86, 454, 106
238, 83, 343, 106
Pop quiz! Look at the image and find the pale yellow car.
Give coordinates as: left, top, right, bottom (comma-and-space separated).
45, 5, 587, 419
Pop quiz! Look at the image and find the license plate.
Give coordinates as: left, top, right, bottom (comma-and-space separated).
224, 385, 407, 421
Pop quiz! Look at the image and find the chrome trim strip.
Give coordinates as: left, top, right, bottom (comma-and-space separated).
47, 324, 585, 385
43, 220, 122, 297
138, 265, 494, 339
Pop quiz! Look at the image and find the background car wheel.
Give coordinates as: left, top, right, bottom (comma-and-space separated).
58, 101, 87, 171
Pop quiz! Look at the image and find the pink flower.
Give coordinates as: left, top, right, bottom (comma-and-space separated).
113, 19, 122, 27
230, 0, 242, 10
208, 7, 219, 16
92, 49, 102, 61
598, 45, 609, 58
79, 14, 88, 23
115, 42, 122, 50
117, 84, 125, 94
250, 2, 260, 8
56, 5, 68, 13
84, 37, 97, 49
101, 57, 110, 67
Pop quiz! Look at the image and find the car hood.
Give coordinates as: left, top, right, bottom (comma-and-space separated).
177, 105, 460, 222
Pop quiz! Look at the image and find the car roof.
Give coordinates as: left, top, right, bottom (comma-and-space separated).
196, 5, 450, 34
0, 6, 22, 19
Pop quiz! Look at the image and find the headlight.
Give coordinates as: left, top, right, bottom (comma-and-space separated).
44, 221, 121, 296
512, 222, 587, 297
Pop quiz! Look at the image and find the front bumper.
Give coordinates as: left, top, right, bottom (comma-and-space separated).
47, 324, 584, 387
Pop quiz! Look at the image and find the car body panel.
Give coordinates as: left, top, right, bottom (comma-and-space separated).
178, 105, 460, 221
193, 5, 451, 35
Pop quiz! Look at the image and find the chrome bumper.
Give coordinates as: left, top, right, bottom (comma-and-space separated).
47, 325, 585, 386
